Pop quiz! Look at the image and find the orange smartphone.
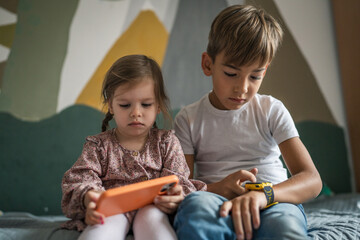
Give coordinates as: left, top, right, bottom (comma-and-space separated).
96, 175, 179, 217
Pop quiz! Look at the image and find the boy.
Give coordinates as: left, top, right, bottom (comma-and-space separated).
173, 5, 321, 240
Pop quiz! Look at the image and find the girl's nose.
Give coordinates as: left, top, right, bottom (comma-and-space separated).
130, 106, 141, 118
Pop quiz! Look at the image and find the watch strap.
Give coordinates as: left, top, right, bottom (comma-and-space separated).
263, 185, 278, 208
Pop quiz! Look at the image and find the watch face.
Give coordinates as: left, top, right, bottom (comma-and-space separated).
245, 182, 273, 190
245, 183, 263, 190
263, 182, 273, 186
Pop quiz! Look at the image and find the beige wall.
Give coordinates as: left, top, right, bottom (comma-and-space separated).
332, 0, 360, 192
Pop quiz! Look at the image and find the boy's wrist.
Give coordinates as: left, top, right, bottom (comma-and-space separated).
245, 182, 278, 208
207, 181, 226, 196
206, 182, 218, 194
251, 190, 268, 208
207, 181, 237, 200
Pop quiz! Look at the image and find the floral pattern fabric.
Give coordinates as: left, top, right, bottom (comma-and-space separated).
61, 128, 206, 231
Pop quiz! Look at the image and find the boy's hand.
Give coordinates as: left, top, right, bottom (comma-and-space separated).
154, 184, 184, 214
84, 190, 105, 225
209, 168, 258, 199
220, 190, 267, 240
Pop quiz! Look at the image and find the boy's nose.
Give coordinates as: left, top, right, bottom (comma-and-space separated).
234, 80, 248, 93
240, 85, 248, 93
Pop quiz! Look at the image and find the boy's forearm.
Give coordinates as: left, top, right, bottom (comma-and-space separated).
207, 181, 228, 196
277, 137, 322, 204
206, 182, 220, 194
273, 170, 322, 204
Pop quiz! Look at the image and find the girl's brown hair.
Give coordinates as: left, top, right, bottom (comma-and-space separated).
207, 4, 283, 66
101, 55, 171, 132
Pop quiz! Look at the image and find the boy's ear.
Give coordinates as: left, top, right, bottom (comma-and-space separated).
201, 52, 213, 76
263, 62, 270, 77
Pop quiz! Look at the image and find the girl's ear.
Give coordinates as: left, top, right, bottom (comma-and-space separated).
108, 101, 114, 114
157, 106, 161, 114
201, 52, 213, 76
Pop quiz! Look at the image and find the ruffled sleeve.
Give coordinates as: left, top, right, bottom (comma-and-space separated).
61, 136, 106, 230
159, 130, 207, 195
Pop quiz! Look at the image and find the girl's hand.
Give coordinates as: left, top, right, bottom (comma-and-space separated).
209, 168, 258, 200
220, 190, 267, 240
153, 184, 184, 214
84, 190, 105, 225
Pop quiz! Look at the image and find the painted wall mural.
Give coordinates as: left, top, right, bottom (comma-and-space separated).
0, 0, 17, 95
0, 0, 344, 125
0, 0, 353, 214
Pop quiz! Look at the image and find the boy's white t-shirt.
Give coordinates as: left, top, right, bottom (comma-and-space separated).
174, 93, 299, 184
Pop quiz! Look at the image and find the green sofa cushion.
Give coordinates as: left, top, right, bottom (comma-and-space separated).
0, 106, 351, 215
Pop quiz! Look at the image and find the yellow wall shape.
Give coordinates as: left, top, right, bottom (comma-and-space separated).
76, 10, 168, 111
0, 24, 16, 48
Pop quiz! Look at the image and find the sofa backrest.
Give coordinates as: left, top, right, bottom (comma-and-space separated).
0, 106, 351, 215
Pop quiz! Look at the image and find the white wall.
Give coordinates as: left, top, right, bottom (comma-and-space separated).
274, 0, 345, 128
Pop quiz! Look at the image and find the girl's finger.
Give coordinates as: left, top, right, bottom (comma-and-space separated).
158, 201, 178, 209
92, 210, 105, 222
155, 205, 172, 214
167, 185, 183, 195
88, 201, 97, 210
86, 202, 104, 225
85, 215, 98, 225
155, 202, 177, 214
89, 213, 103, 225
89, 191, 101, 202
155, 195, 184, 204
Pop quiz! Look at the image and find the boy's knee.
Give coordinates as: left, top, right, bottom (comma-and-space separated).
255, 204, 308, 239
180, 191, 226, 211
176, 191, 228, 223
175, 191, 235, 240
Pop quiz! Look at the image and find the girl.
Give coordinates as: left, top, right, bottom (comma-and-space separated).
61, 55, 206, 240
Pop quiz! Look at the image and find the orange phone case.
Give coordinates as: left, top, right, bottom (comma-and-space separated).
96, 175, 179, 217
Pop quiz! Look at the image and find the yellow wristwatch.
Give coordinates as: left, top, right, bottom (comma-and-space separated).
245, 182, 278, 208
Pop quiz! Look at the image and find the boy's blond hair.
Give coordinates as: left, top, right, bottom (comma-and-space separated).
207, 4, 283, 66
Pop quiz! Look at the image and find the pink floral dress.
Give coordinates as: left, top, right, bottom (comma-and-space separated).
61, 128, 206, 231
